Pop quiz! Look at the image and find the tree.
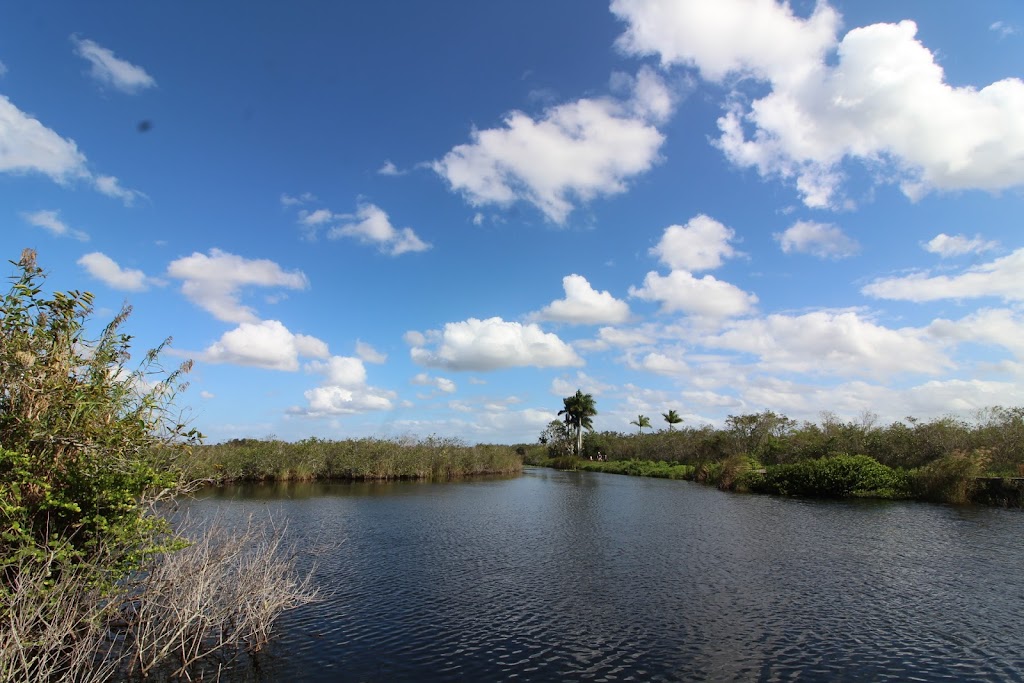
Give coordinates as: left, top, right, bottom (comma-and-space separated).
662, 409, 683, 431
558, 390, 596, 457
631, 414, 651, 435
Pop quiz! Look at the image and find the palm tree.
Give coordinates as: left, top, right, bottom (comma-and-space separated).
558, 389, 597, 457
631, 414, 651, 435
662, 409, 683, 431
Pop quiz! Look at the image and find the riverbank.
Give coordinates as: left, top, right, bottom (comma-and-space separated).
175, 436, 523, 484
553, 454, 1024, 507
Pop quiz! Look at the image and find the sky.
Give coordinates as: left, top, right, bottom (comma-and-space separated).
2, 0, 1023, 445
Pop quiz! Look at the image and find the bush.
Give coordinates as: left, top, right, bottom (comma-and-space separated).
0, 249, 199, 580
754, 455, 909, 499
909, 450, 990, 504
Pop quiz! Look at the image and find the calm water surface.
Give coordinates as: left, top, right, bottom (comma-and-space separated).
187, 468, 1024, 682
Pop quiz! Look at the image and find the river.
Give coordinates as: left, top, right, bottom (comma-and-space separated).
187, 467, 1024, 682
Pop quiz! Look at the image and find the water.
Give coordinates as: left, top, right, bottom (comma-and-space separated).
186, 468, 1024, 682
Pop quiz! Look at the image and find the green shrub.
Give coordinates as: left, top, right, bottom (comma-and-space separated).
755, 455, 909, 499
0, 250, 199, 580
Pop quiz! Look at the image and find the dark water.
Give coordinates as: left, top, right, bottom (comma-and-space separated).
187, 468, 1024, 682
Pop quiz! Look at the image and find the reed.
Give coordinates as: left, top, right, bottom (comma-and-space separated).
176, 436, 523, 484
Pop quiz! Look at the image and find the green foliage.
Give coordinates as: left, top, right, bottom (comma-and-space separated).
577, 458, 694, 480
909, 450, 990, 504
558, 390, 597, 457
178, 435, 523, 482
0, 250, 199, 581
630, 414, 651, 435
752, 455, 909, 499
662, 409, 683, 431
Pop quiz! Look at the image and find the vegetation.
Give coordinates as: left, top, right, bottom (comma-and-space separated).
177, 435, 522, 483
558, 389, 597, 458
0, 251, 315, 681
527, 404, 1024, 506
630, 414, 651, 435
662, 409, 682, 431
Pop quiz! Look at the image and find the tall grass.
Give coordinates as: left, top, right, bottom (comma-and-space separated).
177, 436, 523, 483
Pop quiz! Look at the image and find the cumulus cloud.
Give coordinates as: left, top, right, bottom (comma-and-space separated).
433, 67, 672, 223
923, 233, 999, 258
77, 252, 154, 291
305, 355, 367, 386
775, 220, 859, 259
630, 270, 757, 318
533, 274, 630, 324
166, 249, 309, 322
863, 248, 1024, 302
22, 209, 88, 241
0, 96, 88, 183
199, 320, 329, 371
71, 36, 156, 93
651, 214, 738, 271
296, 354, 395, 416
328, 203, 431, 256
928, 308, 1024, 358
704, 310, 951, 378
409, 317, 583, 371
0, 96, 140, 203
613, 0, 1024, 207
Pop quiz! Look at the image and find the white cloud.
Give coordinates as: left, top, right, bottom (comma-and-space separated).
22, 209, 88, 241
927, 308, 1024, 359
200, 320, 329, 371
305, 356, 367, 386
412, 373, 457, 394
550, 371, 613, 398
94, 174, 143, 206
77, 252, 152, 291
0, 61, 7, 77
923, 233, 999, 258
0, 96, 88, 183
328, 203, 431, 256
71, 35, 156, 93
166, 249, 309, 322
863, 248, 1024, 302
281, 192, 316, 207
775, 220, 859, 259
614, 1, 1024, 207
629, 270, 757, 318
299, 208, 336, 227
199, 391, 215, 400
409, 317, 583, 371
990, 21, 1018, 39
651, 214, 738, 271
296, 354, 395, 416
355, 340, 387, 364
378, 160, 405, 176
433, 68, 671, 223
705, 310, 951, 377
534, 274, 630, 324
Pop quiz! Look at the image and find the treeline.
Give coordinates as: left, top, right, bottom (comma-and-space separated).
177, 435, 523, 483
526, 408, 1024, 505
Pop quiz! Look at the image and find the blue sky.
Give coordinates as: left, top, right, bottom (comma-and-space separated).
2, 0, 1023, 444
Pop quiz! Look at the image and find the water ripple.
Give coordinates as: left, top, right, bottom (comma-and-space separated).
188, 473, 1024, 682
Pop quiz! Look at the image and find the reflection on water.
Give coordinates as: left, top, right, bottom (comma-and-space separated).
186, 468, 1024, 682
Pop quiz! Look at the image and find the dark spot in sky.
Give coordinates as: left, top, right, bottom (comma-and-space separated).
137, 120, 152, 133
